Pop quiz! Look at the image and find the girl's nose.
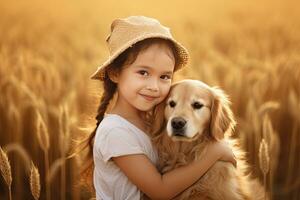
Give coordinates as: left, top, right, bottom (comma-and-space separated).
146, 79, 159, 91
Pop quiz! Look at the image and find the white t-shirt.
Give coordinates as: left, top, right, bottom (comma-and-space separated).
93, 113, 158, 200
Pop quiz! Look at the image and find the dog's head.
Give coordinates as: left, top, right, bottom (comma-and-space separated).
152, 79, 236, 142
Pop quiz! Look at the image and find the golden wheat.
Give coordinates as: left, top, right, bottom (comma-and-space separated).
59, 104, 70, 200
288, 89, 300, 123
0, 146, 12, 200
262, 114, 280, 170
30, 162, 41, 200
258, 101, 280, 117
47, 158, 66, 183
60, 104, 70, 138
262, 114, 280, 198
0, 147, 12, 184
3, 143, 31, 173
35, 110, 50, 151
259, 139, 270, 175
35, 109, 51, 200
259, 138, 270, 200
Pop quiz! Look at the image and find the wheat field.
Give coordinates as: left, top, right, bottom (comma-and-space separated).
0, 0, 299, 199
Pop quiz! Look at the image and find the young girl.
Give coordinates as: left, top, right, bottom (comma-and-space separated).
84, 16, 236, 200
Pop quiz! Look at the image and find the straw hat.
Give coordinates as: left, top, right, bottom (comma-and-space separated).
90, 16, 189, 80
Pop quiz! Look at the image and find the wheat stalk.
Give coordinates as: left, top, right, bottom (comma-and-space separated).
59, 104, 71, 200
35, 110, 51, 200
47, 158, 65, 184
60, 104, 70, 139
4, 143, 31, 174
59, 104, 71, 155
288, 89, 300, 123
258, 101, 280, 116
262, 114, 280, 198
259, 139, 270, 200
30, 162, 41, 200
36, 110, 50, 151
0, 146, 12, 200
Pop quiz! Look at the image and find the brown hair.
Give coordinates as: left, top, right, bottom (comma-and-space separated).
78, 38, 178, 191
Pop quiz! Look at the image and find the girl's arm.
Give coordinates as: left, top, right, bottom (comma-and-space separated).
112, 141, 236, 200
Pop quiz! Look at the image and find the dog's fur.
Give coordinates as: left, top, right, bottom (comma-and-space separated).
149, 80, 265, 200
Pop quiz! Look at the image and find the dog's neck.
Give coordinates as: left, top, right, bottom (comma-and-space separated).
154, 129, 217, 171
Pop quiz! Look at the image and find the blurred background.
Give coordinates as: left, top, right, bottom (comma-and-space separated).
0, 0, 299, 199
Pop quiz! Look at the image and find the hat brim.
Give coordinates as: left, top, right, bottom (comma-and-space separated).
90, 34, 189, 80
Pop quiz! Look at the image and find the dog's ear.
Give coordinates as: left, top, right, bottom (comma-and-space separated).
210, 87, 236, 140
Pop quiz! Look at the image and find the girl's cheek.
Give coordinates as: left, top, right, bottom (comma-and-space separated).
154, 85, 169, 105
161, 84, 171, 98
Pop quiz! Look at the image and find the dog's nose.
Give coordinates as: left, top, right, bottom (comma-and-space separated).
171, 117, 186, 130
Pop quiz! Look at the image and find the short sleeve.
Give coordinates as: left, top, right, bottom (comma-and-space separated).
97, 126, 145, 162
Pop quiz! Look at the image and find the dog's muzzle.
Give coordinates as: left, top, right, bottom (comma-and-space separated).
171, 117, 187, 136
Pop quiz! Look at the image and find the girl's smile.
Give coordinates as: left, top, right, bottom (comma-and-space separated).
139, 93, 159, 102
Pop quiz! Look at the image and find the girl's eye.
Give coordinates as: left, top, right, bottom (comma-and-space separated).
192, 102, 203, 109
169, 100, 176, 108
161, 75, 171, 80
138, 70, 149, 76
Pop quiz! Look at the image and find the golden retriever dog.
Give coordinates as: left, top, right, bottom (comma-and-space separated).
149, 79, 266, 200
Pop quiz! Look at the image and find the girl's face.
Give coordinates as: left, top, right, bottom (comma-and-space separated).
114, 42, 175, 113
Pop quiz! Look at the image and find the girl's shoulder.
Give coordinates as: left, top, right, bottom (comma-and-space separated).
96, 113, 149, 143
100, 113, 126, 126
94, 113, 146, 153
94, 113, 158, 164
97, 113, 129, 134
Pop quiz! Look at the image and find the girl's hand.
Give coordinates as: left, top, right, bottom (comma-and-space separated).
209, 141, 237, 167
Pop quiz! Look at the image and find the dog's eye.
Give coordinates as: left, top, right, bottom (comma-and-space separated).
169, 100, 176, 108
192, 102, 203, 109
